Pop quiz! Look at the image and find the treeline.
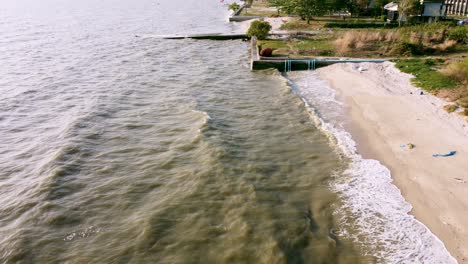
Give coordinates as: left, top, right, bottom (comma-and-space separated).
267, 0, 395, 23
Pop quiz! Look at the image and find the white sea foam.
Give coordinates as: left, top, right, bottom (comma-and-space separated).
285, 72, 457, 264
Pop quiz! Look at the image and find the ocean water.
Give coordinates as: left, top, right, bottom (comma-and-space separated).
0, 0, 456, 263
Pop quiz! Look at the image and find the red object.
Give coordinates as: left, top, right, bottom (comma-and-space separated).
260, 48, 272, 57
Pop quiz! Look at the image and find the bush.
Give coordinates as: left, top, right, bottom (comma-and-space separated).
391, 42, 424, 55
228, 3, 240, 12
441, 59, 468, 84
247, 20, 272, 40
443, 104, 459, 113
448, 26, 468, 43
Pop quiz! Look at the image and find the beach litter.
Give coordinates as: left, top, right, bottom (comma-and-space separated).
454, 178, 466, 183
400, 143, 416, 150
432, 151, 457, 157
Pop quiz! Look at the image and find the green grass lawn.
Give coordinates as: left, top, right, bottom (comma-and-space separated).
394, 59, 457, 91
394, 58, 468, 116
280, 17, 383, 30
257, 38, 336, 57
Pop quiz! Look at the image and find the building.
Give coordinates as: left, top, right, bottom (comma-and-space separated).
445, 0, 468, 16
420, 0, 449, 21
384, 0, 450, 22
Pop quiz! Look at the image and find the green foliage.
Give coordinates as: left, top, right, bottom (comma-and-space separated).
228, 2, 241, 12
247, 20, 272, 40
295, 0, 328, 23
448, 26, 468, 43
269, 0, 339, 19
347, 0, 371, 17
258, 39, 336, 56
391, 42, 424, 55
398, 0, 421, 25
268, 0, 301, 14
394, 59, 457, 91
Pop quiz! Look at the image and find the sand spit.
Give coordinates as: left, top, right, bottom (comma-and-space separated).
316, 62, 468, 263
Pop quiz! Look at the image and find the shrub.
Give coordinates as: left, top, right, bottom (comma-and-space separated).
448, 26, 468, 43
247, 20, 272, 40
441, 59, 468, 85
391, 42, 424, 55
443, 104, 459, 113
228, 3, 240, 12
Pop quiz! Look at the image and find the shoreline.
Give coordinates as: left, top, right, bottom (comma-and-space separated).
315, 62, 468, 263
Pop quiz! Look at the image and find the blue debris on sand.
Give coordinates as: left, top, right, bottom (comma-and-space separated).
432, 151, 457, 157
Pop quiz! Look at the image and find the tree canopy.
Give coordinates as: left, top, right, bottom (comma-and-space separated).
268, 0, 329, 23
247, 20, 272, 40
268, 0, 376, 18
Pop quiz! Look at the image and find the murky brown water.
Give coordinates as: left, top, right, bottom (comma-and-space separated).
0, 0, 365, 262
0, 0, 457, 263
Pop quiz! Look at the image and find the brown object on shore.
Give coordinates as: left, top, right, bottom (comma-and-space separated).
317, 62, 468, 263
260, 48, 273, 57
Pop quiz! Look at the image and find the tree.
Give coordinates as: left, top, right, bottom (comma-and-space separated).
328, 0, 347, 15
247, 20, 272, 40
268, 0, 297, 15
295, 0, 328, 23
398, 0, 420, 26
346, 0, 370, 17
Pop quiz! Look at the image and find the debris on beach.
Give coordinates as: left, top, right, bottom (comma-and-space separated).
432, 151, 457, 157
352, 65, 367, 73
454, 178, 466, 183
400, 143, 416, 150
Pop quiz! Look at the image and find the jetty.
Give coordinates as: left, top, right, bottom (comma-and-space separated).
154, 35, 387, 71
250, 37, 386, 71
161, 33, 248, 40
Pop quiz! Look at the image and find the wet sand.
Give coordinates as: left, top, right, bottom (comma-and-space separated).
316, 62, 468, 263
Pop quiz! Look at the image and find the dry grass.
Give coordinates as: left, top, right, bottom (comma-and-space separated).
437, 87, 467, 101
441, 59, 468, 85
459, 108, 468, 116
410, 30, 447, 45
333, 31, 401, 55
332, 24, 465, 56
433, 40, 457, 52
457, 97, 468, 108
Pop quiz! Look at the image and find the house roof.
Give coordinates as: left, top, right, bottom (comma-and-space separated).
384, 2, 399, 11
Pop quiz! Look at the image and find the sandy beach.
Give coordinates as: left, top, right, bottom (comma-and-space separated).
316, 62, 468, 263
